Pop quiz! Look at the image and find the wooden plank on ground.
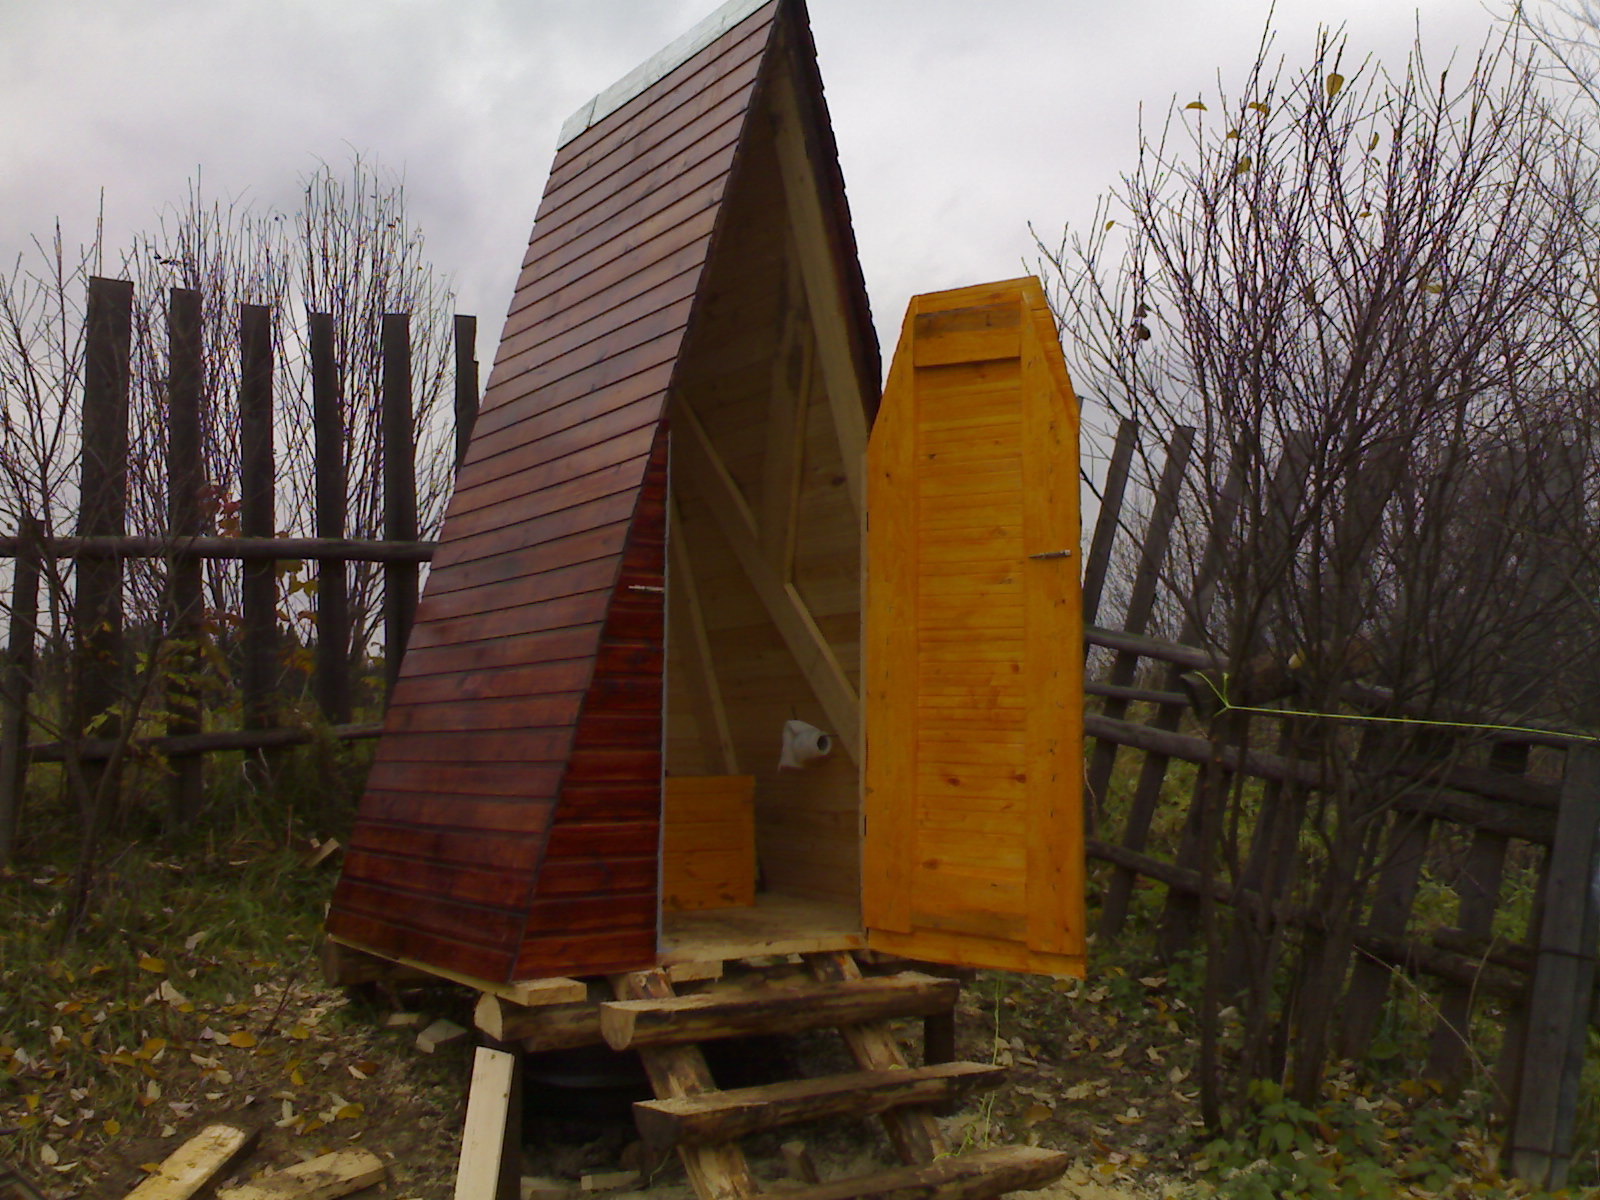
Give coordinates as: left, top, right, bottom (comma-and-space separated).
454, 1047, 520, 1200
123, 1123, 257, 1200
216, 1149, 385, 1199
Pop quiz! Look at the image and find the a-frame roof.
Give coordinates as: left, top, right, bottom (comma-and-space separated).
327, 0, 877, 983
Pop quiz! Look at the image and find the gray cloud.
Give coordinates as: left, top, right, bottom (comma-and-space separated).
0, 0, 1503, 371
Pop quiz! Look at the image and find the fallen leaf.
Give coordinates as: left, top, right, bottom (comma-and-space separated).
138, 956, 166, 974
1021, 1103, 1053, 1127
39, 1144, 58, 1165
157, 981, 189, 1007
228, 1031, 258, 1049
103, 1118, 121, 1136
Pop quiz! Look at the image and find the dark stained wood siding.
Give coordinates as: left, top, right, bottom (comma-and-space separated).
515, 427, 668, 979
327, 1, 783, 983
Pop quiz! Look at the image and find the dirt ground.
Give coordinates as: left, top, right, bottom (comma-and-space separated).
10, 955, 1199, 1200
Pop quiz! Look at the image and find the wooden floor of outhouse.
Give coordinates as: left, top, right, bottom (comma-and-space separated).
660, 893, 863, 965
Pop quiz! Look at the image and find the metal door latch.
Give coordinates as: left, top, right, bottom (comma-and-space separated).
1027, 549, 1074, 560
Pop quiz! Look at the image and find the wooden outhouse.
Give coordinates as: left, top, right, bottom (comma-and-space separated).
325, 0, 1084, 991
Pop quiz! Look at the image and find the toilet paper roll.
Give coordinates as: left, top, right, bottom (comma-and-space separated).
778, 719, 833, 770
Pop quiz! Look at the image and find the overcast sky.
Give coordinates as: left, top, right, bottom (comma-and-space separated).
0, 0, 1504, 407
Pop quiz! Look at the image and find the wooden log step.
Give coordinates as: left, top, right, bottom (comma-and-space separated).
600, 972, 959, 1050
752, 1146, 1072, 1200
633, 1061, 1006, 1150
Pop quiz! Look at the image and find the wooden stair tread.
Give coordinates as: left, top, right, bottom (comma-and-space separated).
752, 1146, 1072, 1200
600, 971, 959, 1049
633, 1062, 1006, 1148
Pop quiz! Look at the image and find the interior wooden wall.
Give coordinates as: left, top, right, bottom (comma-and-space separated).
665, 44, 864, 907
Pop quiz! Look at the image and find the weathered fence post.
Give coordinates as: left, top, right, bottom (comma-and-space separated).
0, 515, 42, 864
74, 276, 134, 815
454, 313, 479, 469
310, 312, 350, 724
382, 313, 417, 699
1089, 424, 1192, 926
1507, 744, 1600, 1189
239, 303, 277, 783
166, 287, 206, 826
1425, 740, 1516, 1085
1123, 447, 1245, 959
1080, 419, 1138, 631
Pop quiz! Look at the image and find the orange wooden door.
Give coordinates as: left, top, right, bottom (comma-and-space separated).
862, 278, 1085, 977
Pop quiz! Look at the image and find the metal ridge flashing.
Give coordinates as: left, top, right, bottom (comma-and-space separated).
557, 0, 774, 148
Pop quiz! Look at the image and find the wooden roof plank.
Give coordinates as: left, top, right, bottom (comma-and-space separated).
556, 0, 773, 148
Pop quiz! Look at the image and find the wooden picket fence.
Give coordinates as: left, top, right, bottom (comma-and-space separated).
1081, 417, 1599, 1187
0, 277, 474, 850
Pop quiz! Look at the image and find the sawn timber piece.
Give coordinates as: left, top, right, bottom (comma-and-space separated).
633, 1061, 1006, 1150
611, 968, 757, 1200
750, 1146, 1072, 1200
599, 971, 959, 1049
